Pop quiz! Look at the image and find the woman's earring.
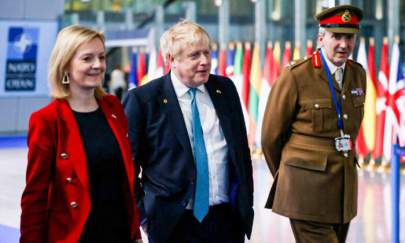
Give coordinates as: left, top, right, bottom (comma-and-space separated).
62, 71, 70, 84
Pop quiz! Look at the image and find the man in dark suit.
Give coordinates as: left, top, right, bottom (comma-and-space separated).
123, 20, 253, 243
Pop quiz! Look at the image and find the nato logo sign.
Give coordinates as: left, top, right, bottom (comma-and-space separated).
5, 27, 39, 91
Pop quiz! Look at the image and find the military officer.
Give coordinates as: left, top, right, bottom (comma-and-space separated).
261, 5, 366, 243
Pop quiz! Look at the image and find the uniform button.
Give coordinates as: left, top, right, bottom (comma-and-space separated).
66, 177, 73, 183
60, 152, 68, 159
70, 201, 78, 208
342, 94, 346, 100
343, 114, 348, 120
314, 104, 320, 109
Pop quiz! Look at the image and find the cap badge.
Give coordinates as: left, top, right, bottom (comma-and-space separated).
342, 10, 352, 23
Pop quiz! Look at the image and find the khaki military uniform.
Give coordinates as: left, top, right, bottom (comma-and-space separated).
261, 49, 366, 224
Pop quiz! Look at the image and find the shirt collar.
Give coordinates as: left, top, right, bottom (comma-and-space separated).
321, 48, 346, 74
170, 71, 206, 98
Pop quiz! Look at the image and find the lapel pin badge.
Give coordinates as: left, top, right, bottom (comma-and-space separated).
163, 98, 168, 104
216, 89, 222, 94
111, 114, 117, 119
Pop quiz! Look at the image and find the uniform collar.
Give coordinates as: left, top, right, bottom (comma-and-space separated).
321, 47, 346, 74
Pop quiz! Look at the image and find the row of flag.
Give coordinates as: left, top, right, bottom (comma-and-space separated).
355, 37, 405, 164
126, 37, 405, 164
128, 47, 169, 89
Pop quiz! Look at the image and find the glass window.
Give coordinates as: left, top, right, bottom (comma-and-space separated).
270, 0, 281, 20
229, 0, 253, 18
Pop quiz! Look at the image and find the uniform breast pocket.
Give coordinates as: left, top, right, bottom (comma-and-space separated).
309, 100, 335, 133
352, 96, 365, 118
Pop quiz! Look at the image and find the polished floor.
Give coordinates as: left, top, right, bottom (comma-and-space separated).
0, 138, 404, 243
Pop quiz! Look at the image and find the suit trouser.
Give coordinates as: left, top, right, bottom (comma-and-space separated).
290, 219, 350, 243
167, 203, 244, 243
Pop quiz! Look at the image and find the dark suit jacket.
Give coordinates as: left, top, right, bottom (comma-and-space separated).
20, 95, 141, 243
124, 73, 254, 243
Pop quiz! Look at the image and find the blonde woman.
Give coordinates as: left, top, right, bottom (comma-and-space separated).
20, 25, 142, 243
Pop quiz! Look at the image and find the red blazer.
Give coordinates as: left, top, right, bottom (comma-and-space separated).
20, 95, 141, 243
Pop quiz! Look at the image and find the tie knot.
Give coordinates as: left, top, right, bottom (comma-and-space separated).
335, 67, 343, 82
189, 88, 197, 100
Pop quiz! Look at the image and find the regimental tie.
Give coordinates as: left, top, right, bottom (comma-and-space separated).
335, 67, 344, 89
189, 88, 209, 222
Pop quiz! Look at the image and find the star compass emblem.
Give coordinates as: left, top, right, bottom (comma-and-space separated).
341, 10, 352, 23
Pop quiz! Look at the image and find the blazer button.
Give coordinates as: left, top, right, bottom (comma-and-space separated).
343, 114, 348, 120
60, 152, 68, 159
70, 201, 78, 208
66, 177, 73, 183
314, 104, 320, 109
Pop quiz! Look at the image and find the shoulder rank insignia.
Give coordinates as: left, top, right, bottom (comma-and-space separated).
312, 50, 321, 68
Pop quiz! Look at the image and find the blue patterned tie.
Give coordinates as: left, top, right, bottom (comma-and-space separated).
189, 88, 209, 222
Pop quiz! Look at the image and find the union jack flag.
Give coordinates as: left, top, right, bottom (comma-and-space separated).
383, 39, 405, 160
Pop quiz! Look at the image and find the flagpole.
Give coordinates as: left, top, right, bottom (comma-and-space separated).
390, 35, 403, 243
391, 144, 404, 243
387, 0, 399, 57
217, 0, 229, 51
294, 0, 306, 58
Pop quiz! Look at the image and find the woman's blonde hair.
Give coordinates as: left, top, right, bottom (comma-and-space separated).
160, 19, 211, 63
48, 25, 106, 99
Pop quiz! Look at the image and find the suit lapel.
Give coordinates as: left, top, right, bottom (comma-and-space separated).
161, 74, 193, 155
316, 66, 328, 86
98, 98, 135, 188
57, 99, 90, 193
159, 74, 236, 159
317, 62, 341, 91
342, 63, 352, 92
204, 77, 235, 149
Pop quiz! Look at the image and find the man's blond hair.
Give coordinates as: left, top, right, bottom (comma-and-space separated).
160, 19, 211, 63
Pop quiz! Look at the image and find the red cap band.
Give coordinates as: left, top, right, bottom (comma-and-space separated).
319, 15, 359, 26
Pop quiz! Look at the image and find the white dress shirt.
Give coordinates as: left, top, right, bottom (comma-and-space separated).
171, 72, 229, 207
